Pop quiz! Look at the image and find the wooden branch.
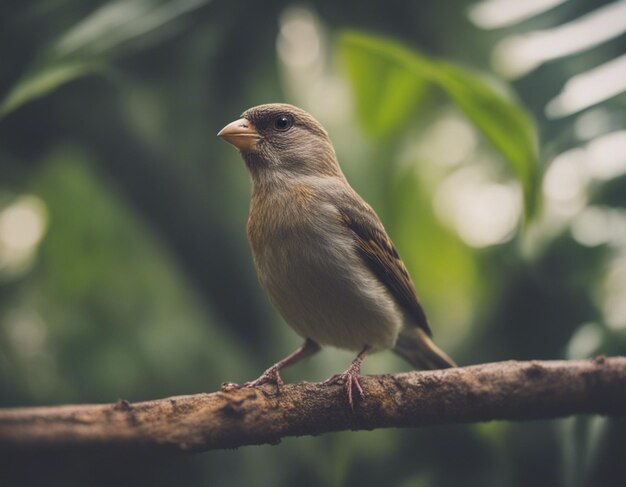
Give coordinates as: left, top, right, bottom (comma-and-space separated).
1, 358, 625, 456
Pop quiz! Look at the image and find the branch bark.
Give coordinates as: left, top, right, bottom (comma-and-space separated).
1, 358, 625, 456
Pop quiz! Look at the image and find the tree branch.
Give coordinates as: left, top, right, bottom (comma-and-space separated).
1, 358, 624, 456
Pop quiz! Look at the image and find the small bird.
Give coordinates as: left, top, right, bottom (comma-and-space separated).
218, 103, 455, 408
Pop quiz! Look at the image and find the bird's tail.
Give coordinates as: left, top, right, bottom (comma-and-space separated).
393, 327, 456, 370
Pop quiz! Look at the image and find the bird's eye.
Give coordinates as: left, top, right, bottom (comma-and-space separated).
274, 115, 293, 131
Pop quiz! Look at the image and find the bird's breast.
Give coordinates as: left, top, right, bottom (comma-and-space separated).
247, 187, 403, 352
247, 183, 314, 256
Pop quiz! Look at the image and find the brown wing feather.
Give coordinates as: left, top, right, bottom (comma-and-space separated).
337, 203, 432, 336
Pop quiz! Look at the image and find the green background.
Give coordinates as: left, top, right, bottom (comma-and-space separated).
1, 0, 625, 485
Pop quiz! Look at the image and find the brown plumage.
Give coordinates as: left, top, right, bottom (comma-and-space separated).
218, 103, 455, 408
337, 202, 432, 336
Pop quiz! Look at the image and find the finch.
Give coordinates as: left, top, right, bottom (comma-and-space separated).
219, 103, 455, 408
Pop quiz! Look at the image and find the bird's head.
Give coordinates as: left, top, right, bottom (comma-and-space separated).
218, 103, 342, 182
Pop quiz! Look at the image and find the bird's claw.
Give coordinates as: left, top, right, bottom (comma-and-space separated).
322, 373, 342, 386
323, 366, 365, 410
222, 367, 284, 393
243, 366, 285, 391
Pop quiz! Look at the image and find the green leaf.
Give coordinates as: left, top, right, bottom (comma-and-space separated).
338, 30, 540, 219
339, 33, 429, 138
52, 0, 211, 58
0, 62, 101, 118
432, 62, 539, 218
0, 0, 211, 119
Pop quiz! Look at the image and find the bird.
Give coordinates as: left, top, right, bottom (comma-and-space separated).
218, 103, 455, 408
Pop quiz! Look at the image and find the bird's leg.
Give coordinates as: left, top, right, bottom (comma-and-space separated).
242, 338, 320, 391
323, 345, 371, 410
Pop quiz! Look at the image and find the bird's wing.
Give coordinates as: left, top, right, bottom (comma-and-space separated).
336, 198, 432, 336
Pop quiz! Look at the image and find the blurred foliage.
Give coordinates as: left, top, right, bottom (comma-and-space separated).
1, 0, 626, 486
340, 31, 540, 217
0, 0, 211, 117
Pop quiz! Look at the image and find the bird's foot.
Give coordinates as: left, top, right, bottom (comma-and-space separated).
323, 362, 365, 410
221, 341, 321, 394
244, 365, 285, 390
221, 366, 284, 393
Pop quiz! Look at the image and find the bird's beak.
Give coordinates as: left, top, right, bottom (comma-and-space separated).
217, 118, 260, 151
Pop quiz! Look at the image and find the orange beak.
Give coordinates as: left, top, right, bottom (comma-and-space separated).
217, 118, 260, 151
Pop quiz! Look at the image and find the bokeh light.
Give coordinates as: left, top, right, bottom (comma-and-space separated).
0, 195, 48, 278
435, 166, 522, 248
